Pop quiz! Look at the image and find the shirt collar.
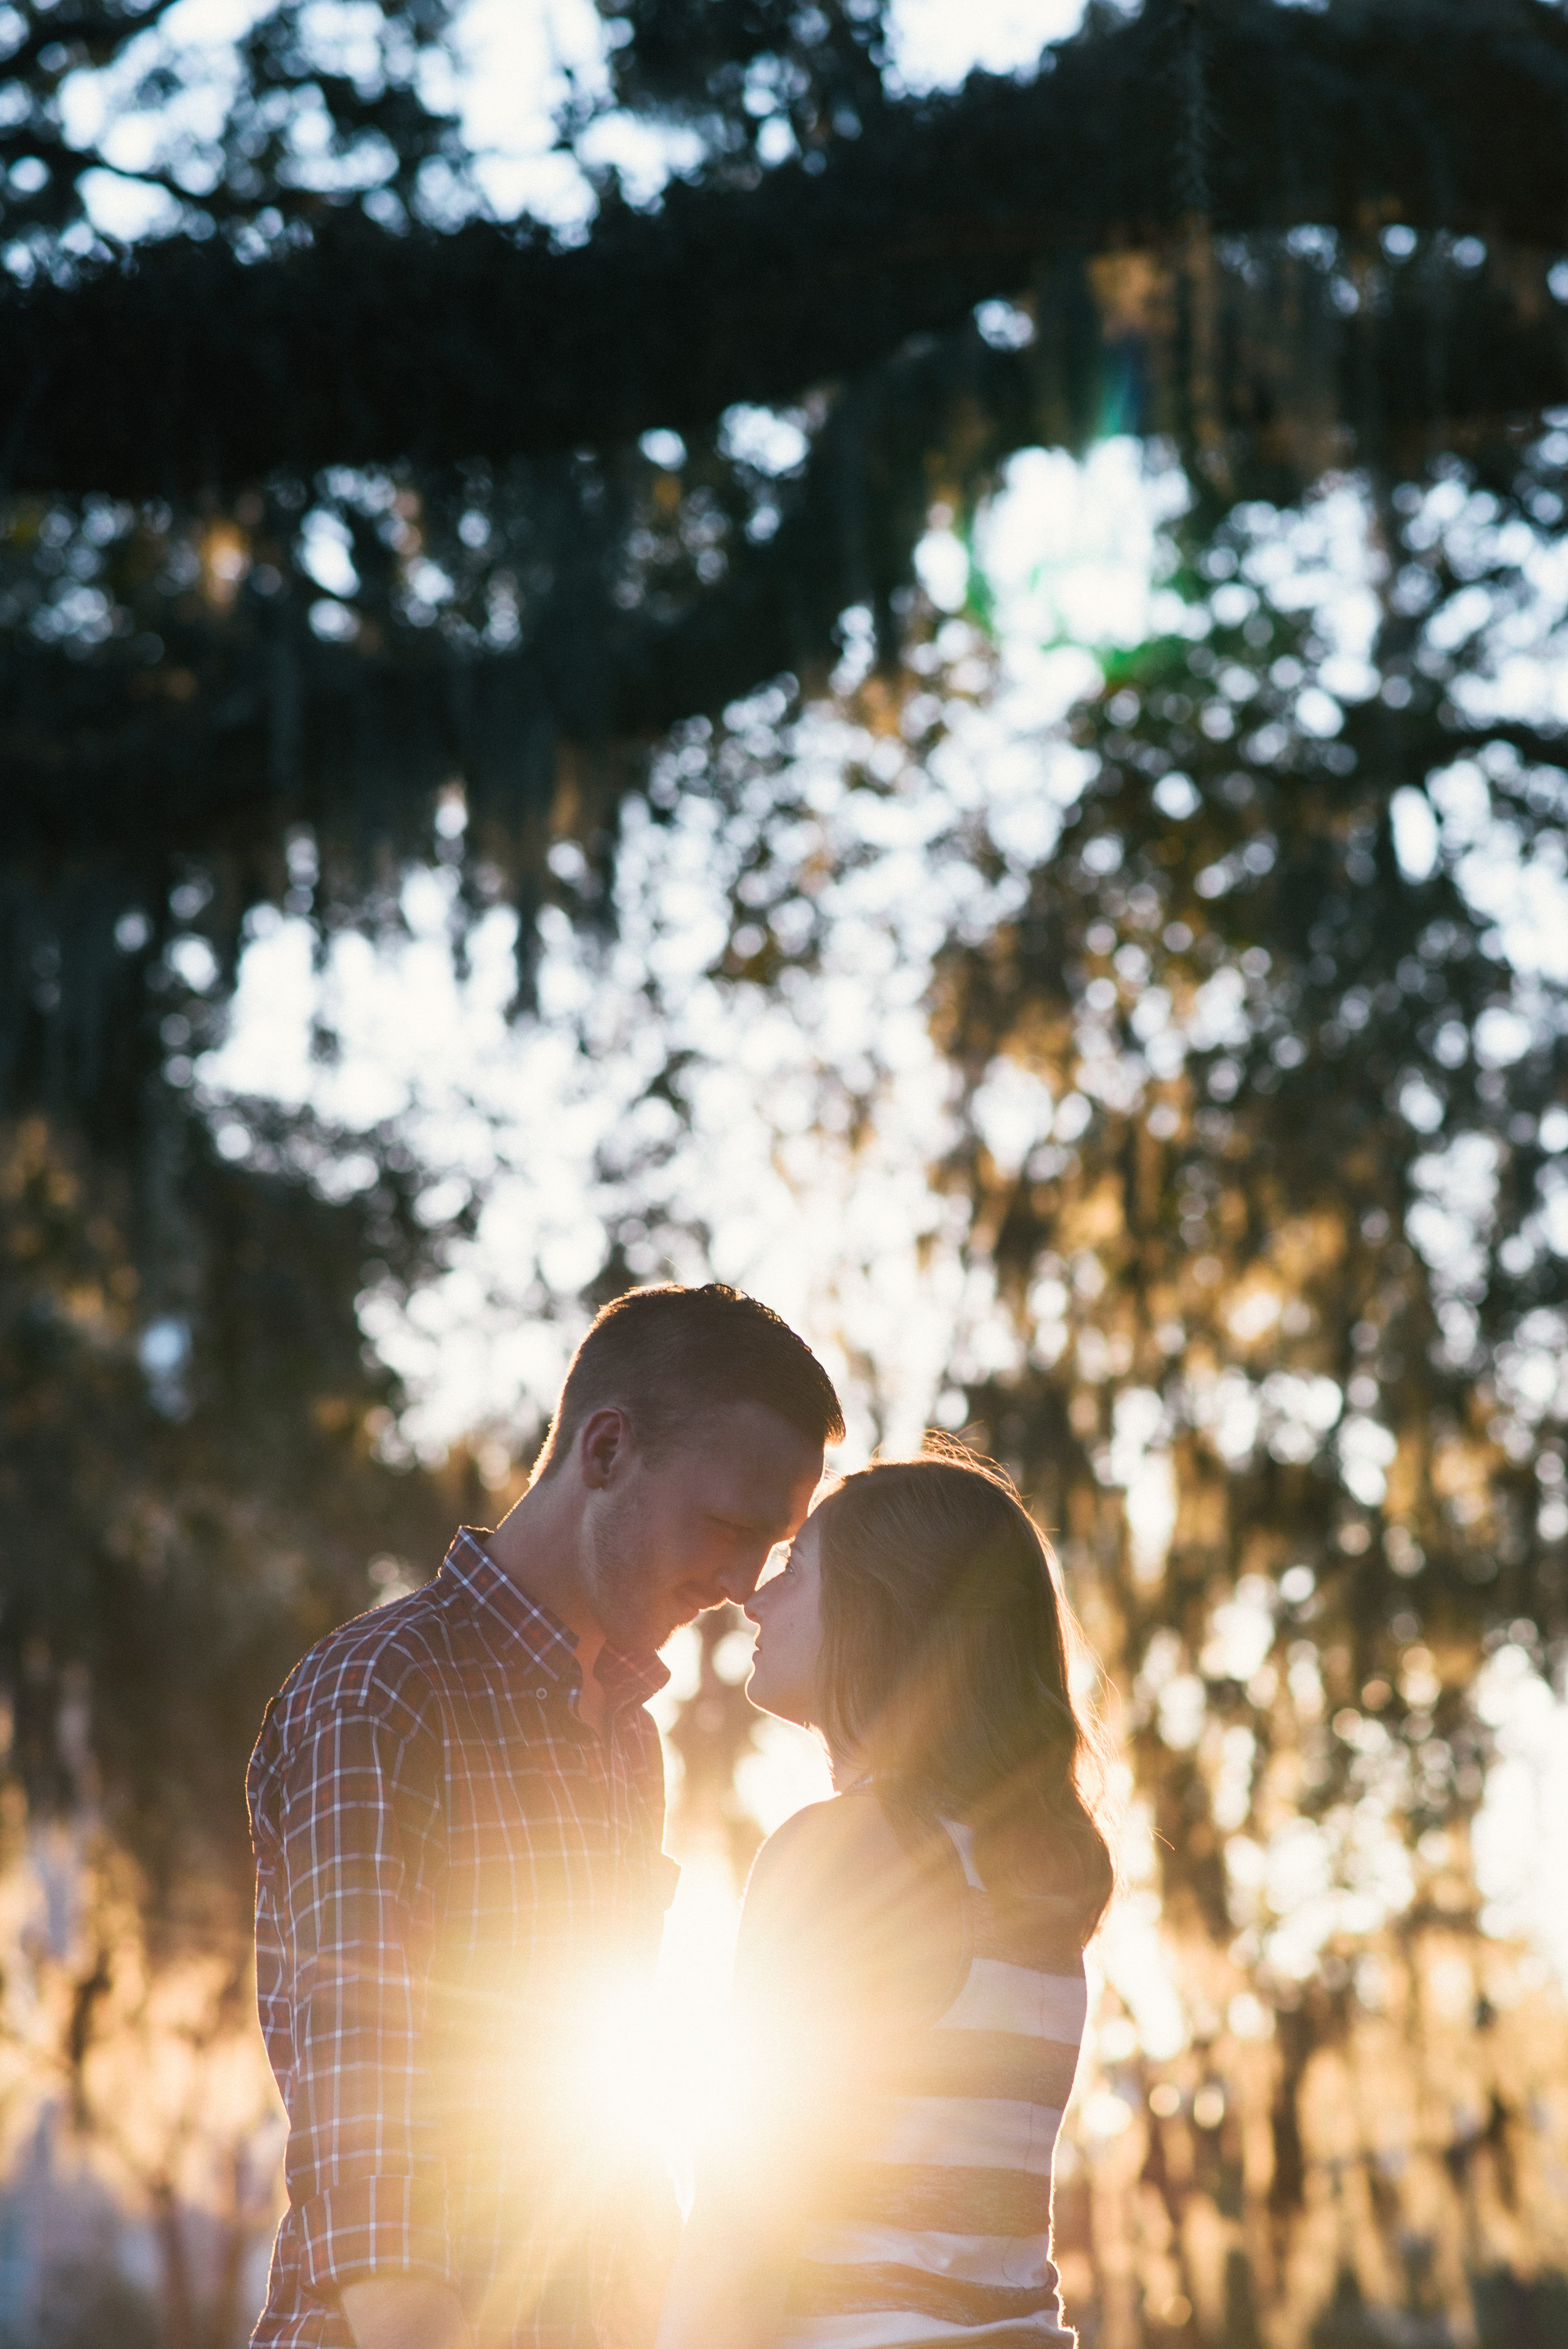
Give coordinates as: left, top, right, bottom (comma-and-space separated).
596, 1641, 670, 1709
440, 1527, 669, 1708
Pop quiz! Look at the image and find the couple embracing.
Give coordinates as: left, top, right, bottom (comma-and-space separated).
248, 1283, 1114, 2349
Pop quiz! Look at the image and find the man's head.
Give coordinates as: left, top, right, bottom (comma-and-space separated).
532, 1283, 844, 1655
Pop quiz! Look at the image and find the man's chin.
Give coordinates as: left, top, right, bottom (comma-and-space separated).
608, 1587, 723, 1658
616, 1598, 695, 1658
655, 1589, 723, 1644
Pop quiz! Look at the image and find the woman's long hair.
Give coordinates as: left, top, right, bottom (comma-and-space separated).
812, 1443, 1116, 1943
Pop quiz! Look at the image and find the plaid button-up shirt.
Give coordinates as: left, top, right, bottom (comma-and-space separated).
248, 1529, 679, 2349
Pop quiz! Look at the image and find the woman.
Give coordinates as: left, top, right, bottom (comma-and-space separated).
655, 1445, 1116, 2349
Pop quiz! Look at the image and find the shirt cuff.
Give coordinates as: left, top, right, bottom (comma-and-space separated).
298, 2176, 453, 2291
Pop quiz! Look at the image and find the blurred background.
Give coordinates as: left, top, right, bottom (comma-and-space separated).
5, 0, 1568, 2341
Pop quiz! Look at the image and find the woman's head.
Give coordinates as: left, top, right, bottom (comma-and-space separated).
746, 1444, 1115, 1937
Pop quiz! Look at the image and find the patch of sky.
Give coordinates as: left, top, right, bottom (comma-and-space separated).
1153, 772, 1200, 820
1227, 1806, 1416, 1983
300, 510, 359, 600
885, 0, 1127, 95
396, 0, 1093, 231
138, 1313, 193, 1418
638, 432, 685, 472
718, 406, 810, 475
914, 528, 970, 614
1495, 1313, 1568, 1426
1473, 1644, 1568, 1992
167, 935, 220, 992
23, 0, 1119, 271
61, 0, 459, 241
1258, 1372, 1342, 1465
970, 440, 1189, 657
1125, 1449, 1177, 1587
1389, 784, 1439, 881
1101, 1389, 1178, 1587
970, 1060, 1055, 1179
973, 299, 1036, 351
120, 0, 1096, 248
1212, 1725, 1258, 1833
1336, 1414, 1397, 1508
1428, 756, 1568, 989
1200, 1579, 1276, 1684
1094, 1882, 1188, 2061
1407, 1132, 1498, 1307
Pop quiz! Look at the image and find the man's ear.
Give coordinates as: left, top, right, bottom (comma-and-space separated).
578, 1406, 634, 1490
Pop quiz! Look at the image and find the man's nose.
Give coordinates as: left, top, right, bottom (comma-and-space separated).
716, 1556, 766, 1608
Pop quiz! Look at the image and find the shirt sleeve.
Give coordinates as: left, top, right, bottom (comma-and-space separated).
267, 1685, 452, 2294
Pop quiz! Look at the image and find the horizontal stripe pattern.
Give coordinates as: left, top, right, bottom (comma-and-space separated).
808, 2160, 1052, 2241
780, 2314, 1076, 2349
939, 1959, 1086, 2045
785, 1819, 1084, 2348
966, 1906, 1088, 1976
857, 2097, 1064, 2177
790, 2262, 1067, 2326
798, 2225, 1059, 2288
867, 2032, 1081, 2112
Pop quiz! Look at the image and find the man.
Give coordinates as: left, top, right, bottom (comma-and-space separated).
249, 1283, 842, 2349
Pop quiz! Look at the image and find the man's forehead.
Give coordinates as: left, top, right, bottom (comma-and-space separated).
704, 1397, 820, 1452
687, 1401, 824, 1494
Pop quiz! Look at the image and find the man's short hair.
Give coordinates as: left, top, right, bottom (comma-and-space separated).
533, 1283, 844, 1477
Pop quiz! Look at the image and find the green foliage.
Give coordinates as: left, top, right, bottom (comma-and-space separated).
924, 460, 1568, 2338
0, 0, 469, 265
6, 1, 1568, 1160
4, 4, 1568, 2337
9, 6, 1568, 490
0, 1111, 458, 1897
948, 453, 1568, 1737
591, 0, 893, 180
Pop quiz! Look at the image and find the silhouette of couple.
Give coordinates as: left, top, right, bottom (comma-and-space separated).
249, 1283, 1113, 2349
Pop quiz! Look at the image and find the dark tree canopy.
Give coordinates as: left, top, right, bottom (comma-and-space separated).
5, 0, 1568, 494
8, 0, 1568, 1145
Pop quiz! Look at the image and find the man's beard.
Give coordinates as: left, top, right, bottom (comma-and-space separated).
584, 1487, 687, 1657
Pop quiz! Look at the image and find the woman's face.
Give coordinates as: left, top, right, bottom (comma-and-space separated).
743, 1507, 827, 1727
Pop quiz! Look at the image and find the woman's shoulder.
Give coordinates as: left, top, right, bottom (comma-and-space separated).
746, 1792, 907, 1903
741, 1793, 967, 2022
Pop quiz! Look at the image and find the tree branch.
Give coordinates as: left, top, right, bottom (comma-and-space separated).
4, 0, 1568, 495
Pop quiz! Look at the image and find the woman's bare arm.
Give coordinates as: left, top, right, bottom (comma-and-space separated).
653, 2183, 796, 2349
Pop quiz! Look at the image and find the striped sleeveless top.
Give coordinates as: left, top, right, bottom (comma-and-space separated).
778, 1816, 1087, 2349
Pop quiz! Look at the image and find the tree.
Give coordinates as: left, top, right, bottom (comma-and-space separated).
910, 459, 1568, 2338
6, 0, 1568, 1132
0, 1107, 478, 2336
6, 3, 1568, 2340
